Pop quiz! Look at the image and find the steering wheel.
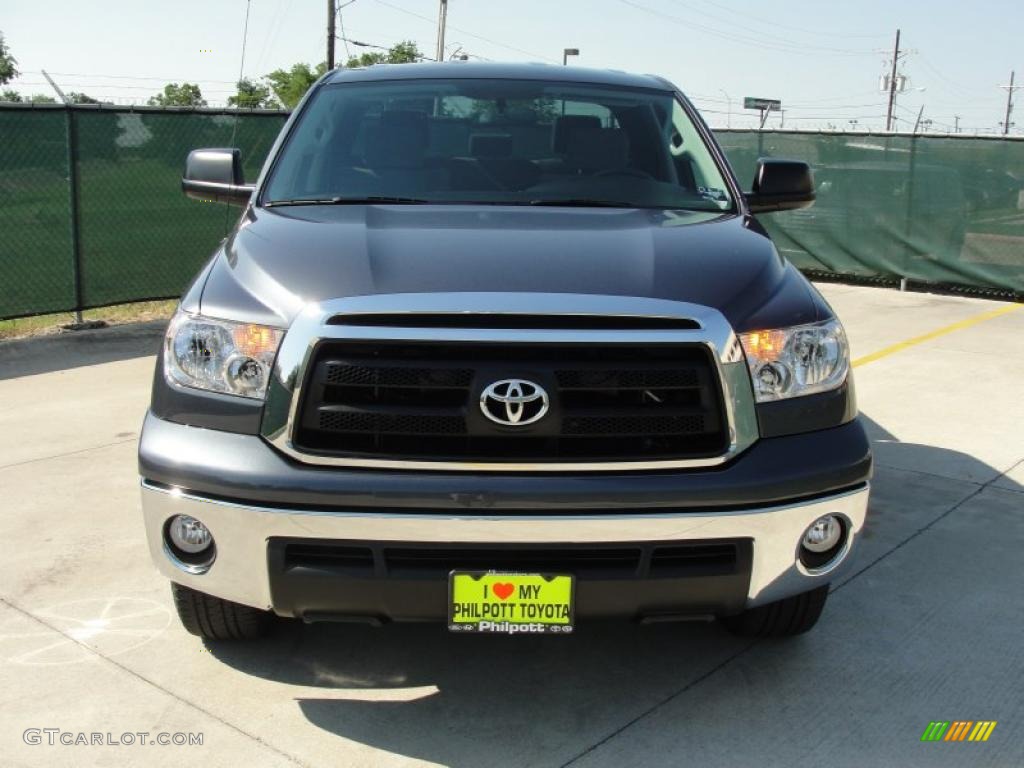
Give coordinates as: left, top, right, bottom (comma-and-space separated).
593, 168, 654, 180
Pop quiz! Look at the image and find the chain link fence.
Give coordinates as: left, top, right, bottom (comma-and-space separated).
2, 108, 1022, 320
0, 104, 287, 320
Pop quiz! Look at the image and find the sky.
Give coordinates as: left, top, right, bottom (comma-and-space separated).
3, 0, 1022, 134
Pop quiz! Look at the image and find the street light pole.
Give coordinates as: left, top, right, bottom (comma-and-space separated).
563, 47, 579, 66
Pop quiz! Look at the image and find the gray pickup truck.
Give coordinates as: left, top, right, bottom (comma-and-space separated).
139, 62, 870, 641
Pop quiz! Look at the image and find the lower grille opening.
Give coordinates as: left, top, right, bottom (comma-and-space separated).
275, 539, 748, 581
650, 543, 740, 577
383, 547, 643, 579
284, 544, 375, 573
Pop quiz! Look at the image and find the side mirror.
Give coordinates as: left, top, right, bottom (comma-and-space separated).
744, 158, 815, 214
182, 148, 255, 206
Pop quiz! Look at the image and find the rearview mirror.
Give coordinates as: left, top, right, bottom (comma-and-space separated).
182, 148, 254, 206
744, 158, 815, 214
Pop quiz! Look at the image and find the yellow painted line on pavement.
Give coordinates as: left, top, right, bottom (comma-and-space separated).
851, 303, 1023, 368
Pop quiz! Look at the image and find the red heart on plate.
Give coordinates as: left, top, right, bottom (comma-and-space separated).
493, 582, 515, 600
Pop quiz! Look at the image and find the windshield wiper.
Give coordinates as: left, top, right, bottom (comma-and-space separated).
265, 195, 431, 207
526, 199, 638, 208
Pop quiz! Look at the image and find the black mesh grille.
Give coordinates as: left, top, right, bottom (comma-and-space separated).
278, 539, 747, 580
324, 364, 473, 388
318, 410, 467, 435
563, 414, 705, 436
557, 368, 700, 389
293, 340, 728, 463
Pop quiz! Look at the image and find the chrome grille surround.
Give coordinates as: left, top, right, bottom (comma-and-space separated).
260, 293, 758, 471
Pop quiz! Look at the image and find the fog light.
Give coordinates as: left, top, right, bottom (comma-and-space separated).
802, 515, 842, 553
168, 515, 213, 554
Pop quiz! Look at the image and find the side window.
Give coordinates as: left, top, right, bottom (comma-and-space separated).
669, 100, 727, 202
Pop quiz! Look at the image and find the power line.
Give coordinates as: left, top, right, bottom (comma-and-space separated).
664, 0, 885, 51
253, 0, 293, 71
372, 0, 559, 62
22, 70, 239, 84
341, 36, 431, 60
11, 81, 239, 93
617, 0, 879, 57
696, 0, 889, 40
337, 2, 353, 60
236, 0, 253, 84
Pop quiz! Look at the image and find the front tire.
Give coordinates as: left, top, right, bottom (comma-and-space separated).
720, 585, 829, 637
171, 583, 272, 640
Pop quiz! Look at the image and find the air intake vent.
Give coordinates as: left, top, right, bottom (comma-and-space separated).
328, 313, 701, 330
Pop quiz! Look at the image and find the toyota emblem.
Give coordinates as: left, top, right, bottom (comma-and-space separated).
479, 379, 549, 426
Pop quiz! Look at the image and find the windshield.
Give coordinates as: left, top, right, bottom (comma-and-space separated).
263, 78, 734, 211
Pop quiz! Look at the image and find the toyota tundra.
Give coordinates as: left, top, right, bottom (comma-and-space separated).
140, 62, 871, 641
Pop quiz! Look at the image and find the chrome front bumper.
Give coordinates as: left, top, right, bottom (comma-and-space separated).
141, 480, 870, 613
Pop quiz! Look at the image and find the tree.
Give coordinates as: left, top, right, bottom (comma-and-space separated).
227, 78, 278, 109
344, 51, 387, 68
385, 41, 422, 64
67, 91, 101, 104
147, 82, 206, 107
0, 32, 17, 85
1, 88, 21, 102
28, 93, 56, 103
345, 40, 422, 69
264, 63, 326, 110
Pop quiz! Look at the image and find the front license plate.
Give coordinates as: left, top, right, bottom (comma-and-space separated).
448, 572, 575, 634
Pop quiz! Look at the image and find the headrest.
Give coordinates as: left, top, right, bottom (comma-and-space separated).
552, 115, 602, 154
364, 110, 429, 168
469, 133, 513, 158
566, 128, 629, 173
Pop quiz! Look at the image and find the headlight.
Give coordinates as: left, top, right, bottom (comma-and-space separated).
164, 309, 285, 399
738, 318, 849, 402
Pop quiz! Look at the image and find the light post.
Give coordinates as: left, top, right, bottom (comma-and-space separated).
563, 48, 579, 66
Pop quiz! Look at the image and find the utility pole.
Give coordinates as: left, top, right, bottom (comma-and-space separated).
327, 0, 336, 69
41, 69, 68, 103
885, 28, 901, 132
719, 89, 732, 128
913, 104, 924, 134
954, 115, 961, 133
1000, 70, 1021, 135
436, 0, 449, 62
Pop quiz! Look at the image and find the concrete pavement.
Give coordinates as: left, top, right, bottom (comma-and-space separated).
0, 284, 1021, 767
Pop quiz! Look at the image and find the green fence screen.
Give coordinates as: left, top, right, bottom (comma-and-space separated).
1, 107, 1022, 320
0, 105, 287, 320
717, 130, 1024, 296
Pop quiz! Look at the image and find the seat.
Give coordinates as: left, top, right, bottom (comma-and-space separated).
564, 126, 630, 174
361, 110, 449, 194
551, 115, 602, 155
467, 133, 541, 190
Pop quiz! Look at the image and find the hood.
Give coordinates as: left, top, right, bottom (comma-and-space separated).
197, 205, 822, 331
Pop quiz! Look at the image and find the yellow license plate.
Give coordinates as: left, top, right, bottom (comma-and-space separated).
448, 572, 575, 634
